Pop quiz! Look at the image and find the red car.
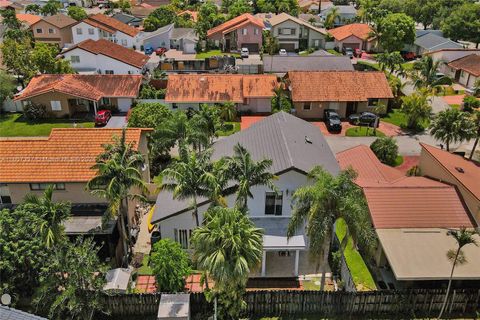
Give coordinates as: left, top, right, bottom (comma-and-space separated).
95, 110, 112, 126
155, 47, 167, 56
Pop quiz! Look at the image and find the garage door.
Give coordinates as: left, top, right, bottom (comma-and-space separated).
117, 98, 132, 112
343, 43, 360, 50
279, 43, 296, 51
241, 43, 259, 52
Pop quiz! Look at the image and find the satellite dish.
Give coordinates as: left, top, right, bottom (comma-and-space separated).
1, 293, 12, 306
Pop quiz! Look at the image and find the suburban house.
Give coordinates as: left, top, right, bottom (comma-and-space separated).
72, 14, 141, 49
263, 55, 354, 76
319, 3, 357, 27
337, 145, 480, 289
16, 13, 41, 27
445, 54, 480, 88
286, 71, 393, 119
14, 74, 143, 116
170, 28, 198, 54
419, 143, 480, 226
30, 14, 77, 48
328, 23, 375, 51
263, 13, 327, 51
0, 128, 151, 263
151, 112, 340, 278
61, 39, 149, 75
298, 13, 322, 27
165, 74, 277, 112
426, 49, 480, 65
408, 30, 464, 56
112, 12, 143, 27
207, 13, 265, 53
140, 23, 174, 51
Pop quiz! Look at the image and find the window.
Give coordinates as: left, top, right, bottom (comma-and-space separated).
76, 28, 83, 35
278, 251, 291, 257
104, 70, 114, 75
48, 28, 55, 34
278, 28, 295, 35
70, 56, 80, 63
121, 39, 127, 46
0, 184, 11, 204
303, 102, 311, 110
174, 229, 192, 249
367, 98, 379, 106
314, 39, 320, 47
36, 28, 43, 34
88, 28, 94, 35
101, 97, 111, 105
254, 28, 259, 35
242, 28, 247, 35
265, 192, 283, 215
50, 100, 62, 111
30, 183, 65, 191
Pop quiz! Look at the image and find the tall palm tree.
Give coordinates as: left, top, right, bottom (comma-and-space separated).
191, 206, 263, 319
401, 90, 432, 129
429, 108, 477, 151
223, 143, 278, 210
469, 111, 480, 160
24, 185, 71, 248
87, 129, 148, 264
325, 7, 340, 29
191, 105, 223, 146
410, 56, 452, 94
438, 228, 478, 319
218, 102, 237, 122
287, 166, 376, 290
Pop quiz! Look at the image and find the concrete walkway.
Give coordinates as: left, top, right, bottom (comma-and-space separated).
133, 205, 152, 255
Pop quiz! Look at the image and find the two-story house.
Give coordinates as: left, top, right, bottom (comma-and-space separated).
207, 13, 264, 53
328, 23, 375, 52
61, 39, 149, 75
30, 14, 77, 48
72, 14, 141, 49
151, 112, 340, 278
264, 13, 327, 52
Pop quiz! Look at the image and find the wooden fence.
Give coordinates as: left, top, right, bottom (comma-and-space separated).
102, 289, 480, 319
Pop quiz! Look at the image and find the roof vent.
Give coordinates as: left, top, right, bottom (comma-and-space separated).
455, 167, 465, 173
305, 136, 312, 144
199, 77, 205, 82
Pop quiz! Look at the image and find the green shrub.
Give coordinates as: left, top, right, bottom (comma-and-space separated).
463, 95, 480, 113
370, 136, 399, 166
23, 103, 48, 120
128, 102, 172, 128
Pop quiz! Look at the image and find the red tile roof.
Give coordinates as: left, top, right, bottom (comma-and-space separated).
287, 71, 393, 102
337, 145, 475, 229
82, 14, 140, 37
178, 10, 198, 22
165, 74, 277, 103
63, 39, 149, 68
448, 54, 480, 77
328, 23, 372, 41
0, 129, 147, 183
16, 13, 41, 26
15, 74, 142, 102
207, 13, 264, 37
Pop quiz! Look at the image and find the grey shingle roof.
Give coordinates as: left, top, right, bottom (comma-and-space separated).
152, 112, 340, 223
171, 28, 198, 41
112, 13, 142, 25
263, 56, 354, 74
0, 306, 47, 320
414, 33, 463, 51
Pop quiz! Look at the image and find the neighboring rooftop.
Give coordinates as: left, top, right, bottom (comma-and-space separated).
171, 28, 197, 41
82, 13, 140, 37
287, 71, 393, 102
62, 39, 149, 68
177, 10, 198, 22
207, 13, 264, 37
0, 128, 146, 183
263, 55, 354, 74
16, 13, 41, 26
266, 12, 327, 35
328, 23, 372, 41
34, 13, 77, 28
15, 74, 143, 102
112, 12, 143, 25
0, 306, 47, 320
165, 74, 277, 103
448, 54, 480, 76
414, 32, 464, 51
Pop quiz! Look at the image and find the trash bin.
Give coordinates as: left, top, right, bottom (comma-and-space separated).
151, 231, 161, 249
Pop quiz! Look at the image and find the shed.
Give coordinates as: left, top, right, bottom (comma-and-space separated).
157, 293, 190, 320
103, 268, 132, 293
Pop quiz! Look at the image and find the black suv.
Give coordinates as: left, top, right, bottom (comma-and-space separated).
348, 112, 378, 127
324, 109, 342, 133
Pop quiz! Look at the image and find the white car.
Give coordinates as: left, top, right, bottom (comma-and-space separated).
279, 49, 287, 55
240, 47, 249, 58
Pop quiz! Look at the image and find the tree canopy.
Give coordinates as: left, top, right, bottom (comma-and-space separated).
67, 6, 88, 21
377, 13, 415, 52
441, 3, 480, 47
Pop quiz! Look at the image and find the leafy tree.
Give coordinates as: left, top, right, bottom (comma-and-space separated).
462, 96, 480, 113
1, 8, 26, 39
218, 102, 237, 122
376, 51, 404, 73
67, 6, 88, 21
403, 0, 438, 29
410, 56, 452, 93
25, 3, 41, 14
255, 0, 299, 16
370, 137, 399, 166
191, 206, 263, 319
1, 38, 36, 86
128, 102, 172, 128
31, 43, 75, 74
24, 185, 71, 248
324, 7, 340, 29
227, 0, 252, 19
271, 86, 292, 113
388, 74, 405, 108
438, 228, 478, 319
0, 70, 16, 104
442, 3, 480, 48
196, 1, 225, 41
473, 79, 480, 98
114, 0, 132, 13
150, 239, 192, 292
143, 5, 178, 32
34, 238, 108, 320
429, 108, 476, 152
41, 0, 61, 16
190, 104, 223, 146
377, 0, 404, 15
287, 167, 376, 290
377, 13, 415, 52
400, 91, 432, 129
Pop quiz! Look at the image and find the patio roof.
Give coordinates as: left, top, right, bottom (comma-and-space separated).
263, 235, 306, 250
64, 216, 116, 235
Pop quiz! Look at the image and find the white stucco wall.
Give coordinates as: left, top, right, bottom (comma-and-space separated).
72, 22, 101, 44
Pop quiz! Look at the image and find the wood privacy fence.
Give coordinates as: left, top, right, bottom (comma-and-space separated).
103, 289, 480, 318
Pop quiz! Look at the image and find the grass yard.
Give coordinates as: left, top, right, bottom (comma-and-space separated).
381, 109, 429, 131
299, 51, 310, 56
0, 113, 94, 137
345, 127, 385, 137
401, 62, 415, 71
335, 218, 376, 291
327, 49, 342, 56
218, 121, 241, 136
356, 60, 380, 71
393, 155, 404, 167
195, 50, 240, 59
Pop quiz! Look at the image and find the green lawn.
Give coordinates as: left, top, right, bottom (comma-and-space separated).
381, 109, 429, 131
137, 254, 153, 275
218, 121, 241, 136
327, 49, 342, 56
345, 127, 385, 137
195, 50, 240, 59
401, 62, 415, 71
356, 60, 380, 71
393, 155, 404, 167
0, 113, 94, 137
335, 218, 376, 291
299, 51, 310, 56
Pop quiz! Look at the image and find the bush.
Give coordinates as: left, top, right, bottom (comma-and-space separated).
463, 95, 480, 113
139, 84, 166, 99
128, 102, 172, 128
370, 137, 399, 166
23, 103, 48, 120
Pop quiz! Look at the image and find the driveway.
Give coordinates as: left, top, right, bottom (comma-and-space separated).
104, 116, 127, 128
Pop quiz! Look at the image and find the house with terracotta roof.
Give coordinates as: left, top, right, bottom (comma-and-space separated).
337, 145, 480, 288
61, 39, 149, 75
165, 74, 277, 112
328, 23, 375, 51
207, 13, 264, 53
286, 71, 393, 119
16, 13, 41, 27
72, 14, 141, 49
177, 10, 198, 22
419, 143, 480, 225
14, 74, 142, 116
445, 54, 480, 88
30, 14, 77, 48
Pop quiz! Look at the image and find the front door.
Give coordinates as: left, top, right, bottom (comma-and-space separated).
454, 70, 461, 82
346, 101, 358, 117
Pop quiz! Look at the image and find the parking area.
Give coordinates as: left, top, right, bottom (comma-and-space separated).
104, 115, 127, 128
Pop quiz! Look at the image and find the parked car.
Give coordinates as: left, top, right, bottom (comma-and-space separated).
348, 112, 378, 127
279, 48, 287, 56
343, 47, 354, 59
400, 51, 416, 61
144, 46, 154, 55
95, 110, 112, 126
155, 47, 167, 56
241, 47, 249, 58
324, 109, 342, 133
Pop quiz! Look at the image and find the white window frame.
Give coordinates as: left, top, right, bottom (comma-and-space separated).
36, 28, 43, 34
50, 100, 62, 111
70, 55, 80, 63
174, 229, 192, 249
242, 28, 247, 36
254, 28, 259, 35
121, 39, 128, 46
303, 102, 311, 110
265, 191, 283, 216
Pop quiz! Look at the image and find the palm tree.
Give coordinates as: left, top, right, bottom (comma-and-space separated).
473, 79, 480, 97
218, 102, 237, 122
87, 129, 148, 264
376, 52, 405, 74
191, 206, 263, 319
388, 75, 406, 108
401, 90, 432, 129
325, 7, 340, 29
287, 166, 376, 290
23, 185, 71, 248
429, 108, 477, 151
152, 111, 191, 155
191, 105, 223, 146
438, 228, 478, 319
410, 56, 452, 94
469, 111, 480, 160
223, 143, 278, 210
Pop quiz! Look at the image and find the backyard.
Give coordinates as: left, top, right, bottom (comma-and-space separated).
345, 127, 385, 137
195, 50, 240, 59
